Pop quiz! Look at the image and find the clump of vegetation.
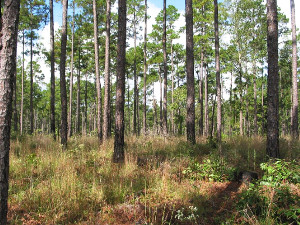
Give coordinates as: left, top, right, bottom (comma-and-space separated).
235, 159, 300, 224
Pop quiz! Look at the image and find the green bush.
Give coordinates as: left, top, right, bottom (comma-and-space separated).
260, 159, 300, 186
183, 156, 236, 182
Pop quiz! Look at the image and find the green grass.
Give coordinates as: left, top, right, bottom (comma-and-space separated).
8, 134, 300, 224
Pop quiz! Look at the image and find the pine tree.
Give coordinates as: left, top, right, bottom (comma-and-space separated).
0, 1, 21, 222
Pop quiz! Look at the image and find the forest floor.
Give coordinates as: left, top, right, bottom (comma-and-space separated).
7, 135, 300, 224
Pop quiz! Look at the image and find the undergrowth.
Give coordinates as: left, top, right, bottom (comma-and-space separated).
8, 135, 300, 224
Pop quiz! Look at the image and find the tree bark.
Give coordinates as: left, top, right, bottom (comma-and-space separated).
113, 0, 127, 163
214, 0, 221, 145
93, 0, 103, 143
290, 0, 298, 138
84, 75, 88, 135
30, 30, 34, 134
60, 0, 68, 147
50, 0, 56, 140
76, 46, 81, 134
159, 66, 162, 133
162, 0, 168, 136
143, 0, 147, 135
133, 9, 138, 136
103, 0, 111, 140
171, 41, 175, 134
204, 63, 209, 137
266, 0, 279, 158
253, 61, 258, 135
68, 1, 75, 138
186, 0, 195, 144
0, 1, 20, 223
199, 51, 204, 136
20, 32, 25, 135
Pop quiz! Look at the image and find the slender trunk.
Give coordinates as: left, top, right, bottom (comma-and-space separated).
60, 0, 68, 147
113, 0, 127, 163
171, 40, 174, 134
50, 0, 56, 140
103, 0, 111, 140
127, 73, 130, 133
0, 1, 20, 223
261, 82, 264, 134
85, 75, 88, 135
133, 10, 137, 135
253, 61, 258, 135
68, 1, 75, 138
153, 99, 157, 134
214, 0, 221, 145
93, 0, 103, 143
76, 46, 81, 133
159, 67, 162, 133
238, 56, 243, 136
162, 0, 168, 136
266, 0, 279, 158
291, 0, 298, 138
13, 69, 18, 132
186, 0, 195, 144
245, 83, 249, 136
143, 0, 147, 135
30, 32, 34, 134
210, 96, 216, 138
204, 63, 209, 136
199, 51, 204, 136
20, 32, 25, 135
229, 71, 233, 136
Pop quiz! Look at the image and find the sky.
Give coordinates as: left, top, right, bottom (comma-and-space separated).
19, 0, 300, 101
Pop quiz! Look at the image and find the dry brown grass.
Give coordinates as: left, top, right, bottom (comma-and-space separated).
8, 134, 300, 224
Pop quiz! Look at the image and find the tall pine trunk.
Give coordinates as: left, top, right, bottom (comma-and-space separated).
103, 0, 111, 140
60, 0, 68, 147
199, 50, 204, 136
93, 0, 103, 143
266, 0, 279, 158
0, 1, 20, 223
290, 0, 298, 138
76, 46, 81, 134
204, 63, 209, 136
214, 0, 221, 144
253, 61, 258, 135
30, 31, 34, 134
68, 1, 75, 138
162, 0, 168, 136
113, 0, 127, 163
50, 0, 56, 140
171, 42, 175, 134
143, 0, 147, 135
186, 0, 195, 144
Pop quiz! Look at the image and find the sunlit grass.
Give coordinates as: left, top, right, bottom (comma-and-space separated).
8, 134, 300, 224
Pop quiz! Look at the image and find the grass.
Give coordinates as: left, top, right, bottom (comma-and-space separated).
8, 134, 300, 224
